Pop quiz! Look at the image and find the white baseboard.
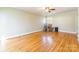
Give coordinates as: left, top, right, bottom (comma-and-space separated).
1, 30, 77, 40
59, 30, 77, 34
1, 30, 41, 40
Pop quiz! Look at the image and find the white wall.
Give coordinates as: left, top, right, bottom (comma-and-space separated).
0, 8, 43, 39
50, 9, 78, 33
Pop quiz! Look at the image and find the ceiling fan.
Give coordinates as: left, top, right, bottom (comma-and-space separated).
45, 7, 55, 13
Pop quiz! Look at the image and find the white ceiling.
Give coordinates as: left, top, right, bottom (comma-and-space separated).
15, 7, 77, 15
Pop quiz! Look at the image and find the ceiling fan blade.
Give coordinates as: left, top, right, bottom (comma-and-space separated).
50, 9, 55, 10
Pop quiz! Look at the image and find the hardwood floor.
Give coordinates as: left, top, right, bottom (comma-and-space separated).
3, 32, 79, 52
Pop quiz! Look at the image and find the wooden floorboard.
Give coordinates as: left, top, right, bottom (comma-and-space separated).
3, 32, 79, 52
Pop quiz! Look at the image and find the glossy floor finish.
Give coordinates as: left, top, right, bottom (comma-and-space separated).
4, 32, 79, 52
